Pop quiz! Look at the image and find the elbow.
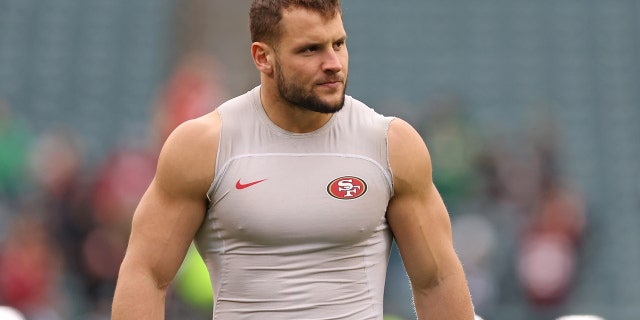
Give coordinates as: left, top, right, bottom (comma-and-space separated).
412, 270, 446, 294
117, 256, 172, 292
411, 259, 464, 294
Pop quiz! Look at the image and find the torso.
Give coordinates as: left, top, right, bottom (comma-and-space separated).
195, 86, 395, 320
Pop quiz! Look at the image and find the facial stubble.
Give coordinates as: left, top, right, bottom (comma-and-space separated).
274, 58, 347, 114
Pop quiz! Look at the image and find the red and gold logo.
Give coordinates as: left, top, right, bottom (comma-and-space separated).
327, 176, 367, 200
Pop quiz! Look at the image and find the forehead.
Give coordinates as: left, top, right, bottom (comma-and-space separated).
278, 7, 346, 47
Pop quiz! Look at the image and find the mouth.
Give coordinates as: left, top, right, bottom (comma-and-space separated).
317, 77, 344, 89
318, 81, 342, 89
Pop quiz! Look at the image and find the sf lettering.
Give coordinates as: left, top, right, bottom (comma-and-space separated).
337, 179, 361, 197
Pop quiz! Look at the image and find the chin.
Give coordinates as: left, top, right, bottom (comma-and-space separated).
325, 99, 346, 112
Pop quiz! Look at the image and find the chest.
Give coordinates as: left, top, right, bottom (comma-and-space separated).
207, 154, 392, 246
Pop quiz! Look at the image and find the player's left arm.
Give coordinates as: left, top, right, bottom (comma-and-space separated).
386, 118, 475, 319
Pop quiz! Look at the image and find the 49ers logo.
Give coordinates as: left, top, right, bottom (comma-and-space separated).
327, 176, 367, 200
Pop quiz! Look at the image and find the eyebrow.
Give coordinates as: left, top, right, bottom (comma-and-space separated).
292, 35, 347, 51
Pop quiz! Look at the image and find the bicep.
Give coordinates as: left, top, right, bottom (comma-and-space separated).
387, 182, 458, 289
120, 116, 217, 288
386, 119, 460, 289
122, 178, 207, 288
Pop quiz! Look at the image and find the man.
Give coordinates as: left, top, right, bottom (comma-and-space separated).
112, 0, 475, 319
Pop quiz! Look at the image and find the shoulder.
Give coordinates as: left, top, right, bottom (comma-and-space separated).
346, 95, 386, 118
343, 96, 394, 134
388, 118, 432, 192
216, 87, 257, 118
155, 111, 220, 196
166, 110, 220, 144
388, 118, 425, 148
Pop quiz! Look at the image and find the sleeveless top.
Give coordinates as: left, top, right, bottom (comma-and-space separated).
194, 86, 395, 320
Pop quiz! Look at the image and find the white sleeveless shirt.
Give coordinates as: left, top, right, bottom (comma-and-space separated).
195, 86, 395, 320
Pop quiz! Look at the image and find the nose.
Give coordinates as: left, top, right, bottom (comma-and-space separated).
322, 49, 343, 73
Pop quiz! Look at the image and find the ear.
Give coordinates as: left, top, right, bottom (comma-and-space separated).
251, 42, 274, 75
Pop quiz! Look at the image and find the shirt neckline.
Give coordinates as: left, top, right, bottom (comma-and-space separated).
250, 85, 342, 138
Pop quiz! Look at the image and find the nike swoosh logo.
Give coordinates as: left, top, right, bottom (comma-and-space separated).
235, 179, 267, 190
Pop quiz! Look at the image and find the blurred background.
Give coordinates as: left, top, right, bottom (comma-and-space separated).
0, 0, 638, 319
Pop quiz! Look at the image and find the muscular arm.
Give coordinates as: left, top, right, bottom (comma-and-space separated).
386, 118, 475, 319
112, 112, 220, 319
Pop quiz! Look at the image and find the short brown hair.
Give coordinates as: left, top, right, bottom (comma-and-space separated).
249, 0, 342, 46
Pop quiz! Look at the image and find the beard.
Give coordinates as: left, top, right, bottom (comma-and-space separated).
275, 59, 347, 114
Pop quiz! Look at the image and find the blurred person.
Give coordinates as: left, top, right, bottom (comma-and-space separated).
85, 143, 157, 318
0, 98, 33, 203
452, 213, 498, 316
418, 94, 482, 209
517, 164, 586, 307
113, 0, 475, 319
26, 127, 98, 316
150, 52, 226, 149
473, 133, 534, 304
0, 214, 63, 320
28, 127, 85, 200
515, 116, 587, 307
91, 144, 156, 233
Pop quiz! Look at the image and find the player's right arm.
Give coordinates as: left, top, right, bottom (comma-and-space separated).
112, 112, 220, 320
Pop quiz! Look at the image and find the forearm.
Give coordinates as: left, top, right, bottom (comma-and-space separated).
112, 267, 168, 320
412, 272, 475, 320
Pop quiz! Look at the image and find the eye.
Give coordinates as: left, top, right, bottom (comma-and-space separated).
302, 45, 320, 54
333, 39, 346, 50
